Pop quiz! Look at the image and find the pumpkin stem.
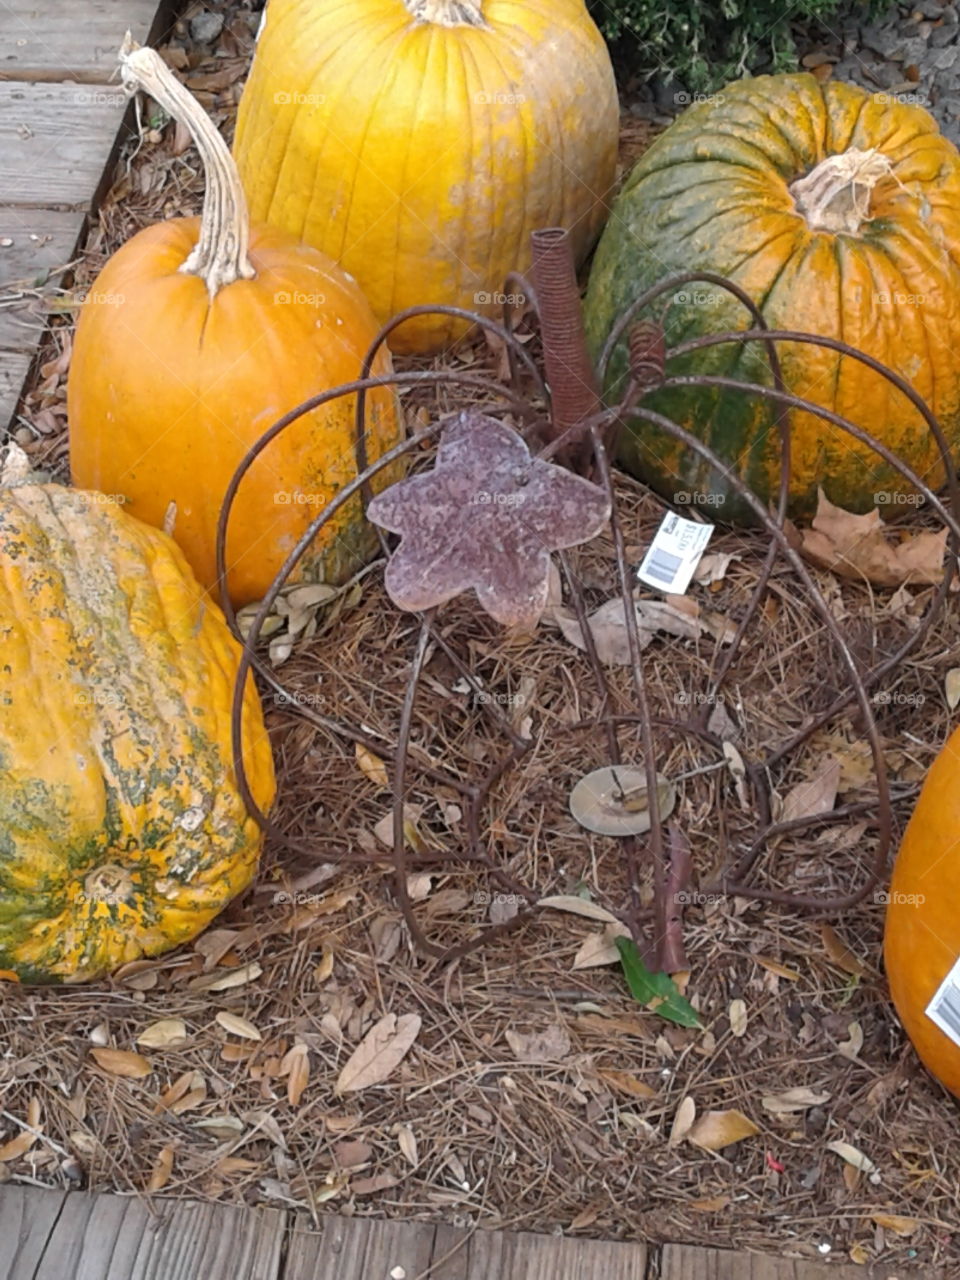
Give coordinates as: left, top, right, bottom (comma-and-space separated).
403, 0, 488, 28
119, 37, 255, 295
789, 148, 894, 235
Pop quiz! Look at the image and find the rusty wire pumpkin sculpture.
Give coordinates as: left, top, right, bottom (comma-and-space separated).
215, 227, 960, 976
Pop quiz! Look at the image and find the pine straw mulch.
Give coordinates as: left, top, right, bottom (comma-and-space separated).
3, 2, 960, 1273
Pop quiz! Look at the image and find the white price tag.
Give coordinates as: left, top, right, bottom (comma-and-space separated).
637, 513, 714, 595
926, 954, 960, 1046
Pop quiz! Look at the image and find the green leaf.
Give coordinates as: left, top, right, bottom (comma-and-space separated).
615, 936, 701, 1028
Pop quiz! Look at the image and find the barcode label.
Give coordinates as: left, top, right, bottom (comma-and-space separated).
926, 956, 960, 1046
637, 513, 714, 594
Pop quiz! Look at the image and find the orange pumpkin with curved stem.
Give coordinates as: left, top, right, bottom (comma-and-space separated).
68, 41, 401, 608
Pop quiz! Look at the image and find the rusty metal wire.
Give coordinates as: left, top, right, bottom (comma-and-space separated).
217, 232, 960, 972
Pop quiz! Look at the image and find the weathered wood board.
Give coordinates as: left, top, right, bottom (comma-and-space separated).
0, 1, 166, 83
0, 207, 86, 355
30, 1193, 286, 1280
660, 1243, 944, 1280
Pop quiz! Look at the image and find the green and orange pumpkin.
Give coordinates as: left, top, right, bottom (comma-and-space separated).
584, 73, 960, 520
0, 471, 275, 983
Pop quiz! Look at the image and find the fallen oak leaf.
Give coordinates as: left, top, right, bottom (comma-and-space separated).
820, 923, 867, 977
688, 1108, 759, 1152
762, 1087, 831, 1115
668, 1095, 696, 1146
538, 895, 625, 926
870, 1212, 918, 1236
90, 1048, 152, 1079
797, 489, 946, 588
827, 1139, 876, 1175
147, 1144, 175, 1192
505, 1023, 571, 1063
779, 758, 840, 824
572, 925, 624, 970
335, 1013, 421, 1095
136, 1018, 189, 1049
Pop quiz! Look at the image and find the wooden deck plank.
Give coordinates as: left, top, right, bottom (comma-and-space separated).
660, 1243, 943, 1279
285, 1216, 437, 1280
0, 82, 135, 210
0, 353, 34, 431
0, 207, 85, 353
0, 1, 167, 84
0, 1185, 67, 1280
509, 1230, 647, 1278
31, 1192, 285, 1280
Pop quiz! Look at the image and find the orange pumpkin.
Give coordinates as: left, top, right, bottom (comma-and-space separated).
885, 723, 960, 1096
68, 42, 402, 607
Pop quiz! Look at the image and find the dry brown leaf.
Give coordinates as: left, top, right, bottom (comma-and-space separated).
849, 1243, 871, 1266
335, 1014, 421, 1095
554, 594, 708, 666
538, 895, 624, 925
572, 926, 623, 970
946, 668, 960, 711
156, 1071, 203, 1113
595, 1070, 657, 1100
728, 999, 748, 1038
406, 873, 433, 901
870, 1212, 918, 1236
190, 961, 263, 992
689, 1194, 732, 1212
505, 1024, 571, 1062
372, 805, 429, 853
688, 1108, 759, 1151
90, 1048, 152, 1079
820, 923, 867, 976
136, 1019, 188, 1049
668, 1095, 696, 1146
216, 1012, 262, 1042
147, 1144, 175, 1192
334, 1139, 372, 1168
798, 489, 946, 587
827, 1139, 876, 1174
753, 954, 801, 981
397, 1123, 419, 1167
762, 1087, 831, 1115
216, 1156, 261, 1176
0, 1098, 41, 1163
284, 1044, 310, 1106
351, 1173, 400, 1196
837, 1021, 864, 1060
355, 743, 389, 788
168, 1087, 206, 1116
780, 758, 840, 823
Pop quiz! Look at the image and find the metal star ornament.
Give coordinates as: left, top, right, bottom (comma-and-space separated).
367, 411, 611, 629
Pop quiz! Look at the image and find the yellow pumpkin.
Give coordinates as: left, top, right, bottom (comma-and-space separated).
233, 0, 619, 353
0, 475, 276, 983
68, 42, 402, 608
885, 724, 960, 1096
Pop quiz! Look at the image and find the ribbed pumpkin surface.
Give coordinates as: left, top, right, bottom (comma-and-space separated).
0, 484, 276, 984
584, 73, 960, 519
885, 725, 960, 1096
68, 220, 400, 608
233, 0, 619, 353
